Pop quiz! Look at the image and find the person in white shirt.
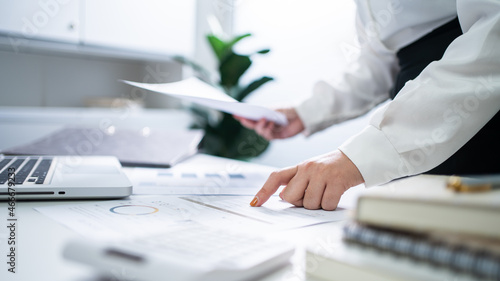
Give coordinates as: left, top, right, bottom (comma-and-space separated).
235, 0, 500, 210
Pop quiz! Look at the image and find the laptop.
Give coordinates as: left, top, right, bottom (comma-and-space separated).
0, 155, 132, 200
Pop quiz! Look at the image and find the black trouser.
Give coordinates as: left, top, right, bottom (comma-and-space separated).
391, 17, 500, 175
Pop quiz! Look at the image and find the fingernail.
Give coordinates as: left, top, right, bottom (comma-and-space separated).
250, 196, 259, 207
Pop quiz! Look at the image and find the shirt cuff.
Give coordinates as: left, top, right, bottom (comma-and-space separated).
338, 125, 407, 187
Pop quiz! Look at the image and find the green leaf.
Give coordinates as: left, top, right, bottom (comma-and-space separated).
207, 33, 253, 62
172, 55, 214, 85
235, 76, 274, 101
219, 53, 252, 88
226, 86, 241, 100
207, 35, 227, 61
227, 33, 252, 49
199, 114, 269, 159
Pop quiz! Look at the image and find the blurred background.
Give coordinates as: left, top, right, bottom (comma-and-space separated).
0, 0, 369, 167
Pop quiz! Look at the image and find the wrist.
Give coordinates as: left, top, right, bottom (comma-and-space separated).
338, 149, 365, 189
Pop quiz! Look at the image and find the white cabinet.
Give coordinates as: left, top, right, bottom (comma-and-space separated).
0, 0, 196, 57
83, 0, 195, 56
0, 0, 80, 43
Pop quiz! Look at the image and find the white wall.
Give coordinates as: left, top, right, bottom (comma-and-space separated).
233, 0, 357, 105
231, 0, 375, 167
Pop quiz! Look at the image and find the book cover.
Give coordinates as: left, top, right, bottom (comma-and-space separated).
355, 175, 500, 240
306, 232, 480, 281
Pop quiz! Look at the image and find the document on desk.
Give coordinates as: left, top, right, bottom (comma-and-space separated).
35, 195, 348, 240
122, 77, 288, 125
123, 154, 276, 195
124, 167, 269, 195
183, 196, 348, 227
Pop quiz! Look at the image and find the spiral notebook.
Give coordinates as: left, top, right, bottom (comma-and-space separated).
342, 222, 500, 280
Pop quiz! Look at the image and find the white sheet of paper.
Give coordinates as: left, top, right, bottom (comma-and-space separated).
35, 195, 348, 240
35, 197, 197, 239
124, 166, 267, 195
182, 196, 348, 227
122, 77, 288, 125
123, 154, 276, 195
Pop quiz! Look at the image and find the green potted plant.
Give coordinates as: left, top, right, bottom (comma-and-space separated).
175, 33, 273, 159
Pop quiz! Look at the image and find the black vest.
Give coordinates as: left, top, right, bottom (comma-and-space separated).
391, 17, 500, 175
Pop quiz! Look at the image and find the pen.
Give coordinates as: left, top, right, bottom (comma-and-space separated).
446, 174, 500, 193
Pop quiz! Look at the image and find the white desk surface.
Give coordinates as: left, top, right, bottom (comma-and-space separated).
0, 196, 345, 281
0, 106, 354, 281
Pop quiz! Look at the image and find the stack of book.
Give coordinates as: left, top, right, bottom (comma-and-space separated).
306, 175, 500, 281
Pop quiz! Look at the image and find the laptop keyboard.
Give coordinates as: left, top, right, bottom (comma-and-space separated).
0, 156, 53, 185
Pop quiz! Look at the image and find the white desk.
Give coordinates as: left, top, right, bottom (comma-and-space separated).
0, 106, 353, 281
0, 197, 348, 281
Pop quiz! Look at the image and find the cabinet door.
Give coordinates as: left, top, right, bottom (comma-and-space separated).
83, 0, 196, 57
0, 0, 80, 43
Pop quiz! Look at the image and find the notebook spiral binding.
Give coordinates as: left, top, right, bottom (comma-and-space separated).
343, 223, 500, 281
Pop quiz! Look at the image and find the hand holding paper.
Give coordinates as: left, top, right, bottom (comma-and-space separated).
123, 77, 288, 126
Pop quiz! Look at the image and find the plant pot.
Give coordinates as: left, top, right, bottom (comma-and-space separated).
199, 113, 269, 159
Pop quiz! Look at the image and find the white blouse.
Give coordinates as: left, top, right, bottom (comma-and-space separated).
295, 0, 500, 187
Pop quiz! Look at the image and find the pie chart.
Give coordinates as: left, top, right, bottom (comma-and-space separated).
109, 205, 159, 215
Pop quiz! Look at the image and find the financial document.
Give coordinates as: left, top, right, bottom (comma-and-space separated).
35, 195, 348, 240
122, 77, 288, 125
183, 196, 348, 227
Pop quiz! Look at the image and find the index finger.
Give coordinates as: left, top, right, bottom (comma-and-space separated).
250, 166, 298, 207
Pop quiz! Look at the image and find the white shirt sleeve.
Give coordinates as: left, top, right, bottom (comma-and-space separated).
339, 0, 500, 187
295, 12, 399, 135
